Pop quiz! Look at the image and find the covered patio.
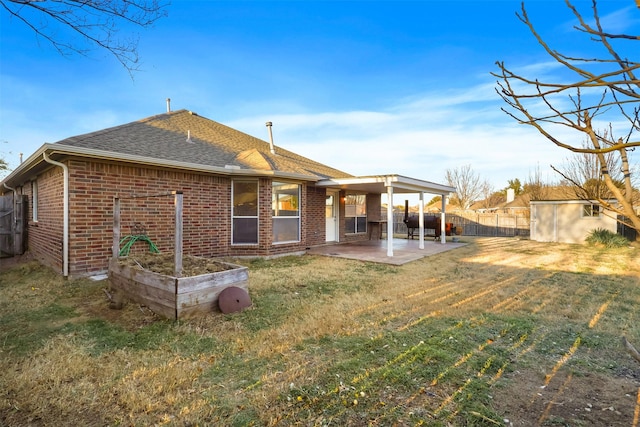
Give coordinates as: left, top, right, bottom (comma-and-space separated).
307, 237, 467, 265
315, 174, 457, 258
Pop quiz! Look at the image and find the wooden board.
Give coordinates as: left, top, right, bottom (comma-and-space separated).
177, 279, 249, 318
109, 262, 177, 319
108, 258, 249, 320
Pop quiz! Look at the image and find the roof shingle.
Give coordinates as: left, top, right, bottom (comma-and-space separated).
55, 109, 353, 179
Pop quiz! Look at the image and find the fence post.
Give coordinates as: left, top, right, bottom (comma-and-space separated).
113, 197, 120, 259
174, 191, 183, 278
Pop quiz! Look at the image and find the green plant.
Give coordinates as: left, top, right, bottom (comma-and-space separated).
585, 228, 629, 248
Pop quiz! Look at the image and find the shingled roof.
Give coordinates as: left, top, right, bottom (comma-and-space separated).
54, 109, 353, 180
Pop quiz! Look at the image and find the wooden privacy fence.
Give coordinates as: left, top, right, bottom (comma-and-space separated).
388, 212, 530, 238
447, 213, 530, 237
0, 193, 27, 257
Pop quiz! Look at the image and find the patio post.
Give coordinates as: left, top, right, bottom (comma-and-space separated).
386, 185, 394, 257
419, 192, 425, 250
440, 195, 447, 244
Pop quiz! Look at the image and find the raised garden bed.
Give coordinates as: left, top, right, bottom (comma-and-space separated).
108, 253, 249, 319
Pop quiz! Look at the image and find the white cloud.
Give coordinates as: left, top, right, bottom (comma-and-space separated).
228, 81, 575, 191
596, 5, 640, 34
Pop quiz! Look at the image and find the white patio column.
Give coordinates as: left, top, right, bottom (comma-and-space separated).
440, 195, 447, 244
386, 185, 394, 257
419, 192, 425, 249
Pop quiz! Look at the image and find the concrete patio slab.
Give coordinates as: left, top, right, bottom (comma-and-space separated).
306, 238, 467, 265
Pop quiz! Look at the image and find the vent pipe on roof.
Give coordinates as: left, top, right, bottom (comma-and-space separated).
186, 130, 193, 143
265, 121, 276, 155
166, 98, 171, 113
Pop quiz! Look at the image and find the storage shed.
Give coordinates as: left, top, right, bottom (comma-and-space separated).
530, 199, 618, 244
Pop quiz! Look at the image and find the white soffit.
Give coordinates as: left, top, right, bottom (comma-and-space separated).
315, 174, 455, 195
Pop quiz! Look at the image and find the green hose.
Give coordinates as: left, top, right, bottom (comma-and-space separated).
119, 234, 160, 257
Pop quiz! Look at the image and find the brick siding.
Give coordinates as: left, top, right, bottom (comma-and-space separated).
21, 158, 335, 276
305, 185, 326, 246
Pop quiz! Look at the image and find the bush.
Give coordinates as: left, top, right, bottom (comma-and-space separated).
585, 228, 629, 248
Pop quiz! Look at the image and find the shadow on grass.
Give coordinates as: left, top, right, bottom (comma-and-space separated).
1, 239, 639, 426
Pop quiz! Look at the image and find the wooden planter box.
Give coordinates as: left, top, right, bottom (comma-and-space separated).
108, 258, 249, 319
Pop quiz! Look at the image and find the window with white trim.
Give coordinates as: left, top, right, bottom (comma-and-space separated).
232, 180, 258, 244
582, 204, 601, 218
272, 181, 300, 243
345, 194, 367, 233
31, 180, 38, 222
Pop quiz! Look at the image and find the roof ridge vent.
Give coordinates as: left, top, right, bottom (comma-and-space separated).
189, 111, 198, 116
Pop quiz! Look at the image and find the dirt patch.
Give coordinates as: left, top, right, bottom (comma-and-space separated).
117, 253, 235, 277
492, 367, 639, 426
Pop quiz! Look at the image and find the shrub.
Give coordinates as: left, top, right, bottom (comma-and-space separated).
585, 228, 629, 248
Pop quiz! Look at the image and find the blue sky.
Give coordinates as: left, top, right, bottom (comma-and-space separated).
1, 0, 638, 193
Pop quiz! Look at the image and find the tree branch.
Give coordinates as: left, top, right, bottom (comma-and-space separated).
0, 0, 169, 75
494, 1, 640, 236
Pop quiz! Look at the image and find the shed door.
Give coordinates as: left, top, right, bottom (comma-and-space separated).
325, 192, 338, 242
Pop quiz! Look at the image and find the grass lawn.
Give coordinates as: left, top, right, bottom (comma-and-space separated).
1, 237, 639, 426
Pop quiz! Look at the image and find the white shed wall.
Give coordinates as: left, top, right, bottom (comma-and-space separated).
530, 201, 617, 244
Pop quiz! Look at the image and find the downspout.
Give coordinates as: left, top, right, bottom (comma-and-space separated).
3, 183, 18, 255
43, 152, 69, 277
3, 183, 17, 201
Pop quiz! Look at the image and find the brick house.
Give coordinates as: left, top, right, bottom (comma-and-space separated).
1, 109, 454, 277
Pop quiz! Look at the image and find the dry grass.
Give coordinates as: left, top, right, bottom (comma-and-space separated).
1, 237, 639, 426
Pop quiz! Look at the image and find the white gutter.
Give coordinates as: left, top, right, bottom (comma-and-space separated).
0, 143, 321, 189
43, 152, 69, 277
45, 144, 316, 180
3, 182, 16, 199
3, 183, 18, 255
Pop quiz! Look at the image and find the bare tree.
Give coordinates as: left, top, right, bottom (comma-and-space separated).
493, 0, 640, 236
445, 164, 490, 210
477, 182, 501, 210
0, 0, 168, 73
557, 137, 623, 199
524, 165, 551, 201
0, 142, 10, 177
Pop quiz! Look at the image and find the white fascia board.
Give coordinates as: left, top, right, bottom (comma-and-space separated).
1, 144, 319, 186
316, 174, 455, 195
1, 144, 50, 187
386, 175, 456, 194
